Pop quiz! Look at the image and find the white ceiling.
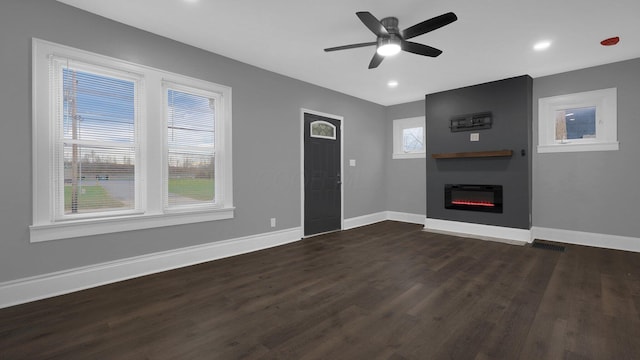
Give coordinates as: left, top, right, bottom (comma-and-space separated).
58, 0, 640, 106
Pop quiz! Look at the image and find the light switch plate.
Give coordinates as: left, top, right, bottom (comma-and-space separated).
470, 133, 480, 142
349, 159, 356, 166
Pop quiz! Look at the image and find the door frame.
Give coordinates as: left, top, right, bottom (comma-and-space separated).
300, 108, 344, 237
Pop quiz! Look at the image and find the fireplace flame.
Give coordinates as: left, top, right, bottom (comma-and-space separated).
451, 200, 495, 207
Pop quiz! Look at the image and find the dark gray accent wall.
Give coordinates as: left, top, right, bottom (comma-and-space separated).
426, 76, 532, 229
0, 0, 386, 282
533, 58, 640, 238
385, 100, 426, 215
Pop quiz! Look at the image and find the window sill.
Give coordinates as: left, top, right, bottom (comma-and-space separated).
30, 207, 235, 242
393, 152, 426, 159
537, 141, 619, 153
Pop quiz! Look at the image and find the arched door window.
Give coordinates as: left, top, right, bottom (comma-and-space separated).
310, 120, 336, 140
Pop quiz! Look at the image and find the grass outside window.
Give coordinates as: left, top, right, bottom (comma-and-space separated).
64, 185, 124, 213
168, 178, 214, 201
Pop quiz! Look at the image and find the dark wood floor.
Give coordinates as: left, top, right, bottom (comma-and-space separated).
1, 221, 639, 359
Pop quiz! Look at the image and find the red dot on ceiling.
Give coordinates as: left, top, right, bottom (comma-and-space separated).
600, 36, 620, 46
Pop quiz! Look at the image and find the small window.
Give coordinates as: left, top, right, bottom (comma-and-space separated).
393, 117, 425, 159
555, 106, 596, 141
310, 121, 336, 140
402, 127, 424, 152
538, 88, 618, 153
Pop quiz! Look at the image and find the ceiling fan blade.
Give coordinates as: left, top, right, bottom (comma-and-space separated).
356, 11, 389, 37
402, 12, 457, 40
324, 42, 377, 52
401, 41, 443, 57
368, 53, 384, 69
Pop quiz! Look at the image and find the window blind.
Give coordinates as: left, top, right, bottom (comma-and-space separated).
57, 64, 137, 216
166, 88, 216, 207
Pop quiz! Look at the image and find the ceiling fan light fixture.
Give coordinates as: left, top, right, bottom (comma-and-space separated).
377, 38, 401, 56
324, 11, 457, 68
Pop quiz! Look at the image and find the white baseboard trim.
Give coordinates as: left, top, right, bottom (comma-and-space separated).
424, 218, 531, 245
0, 227, 302, 310
343, 211, 426, 230
386, 211, 426, 225
532, 226, 640, 253
343, 212, 388, 230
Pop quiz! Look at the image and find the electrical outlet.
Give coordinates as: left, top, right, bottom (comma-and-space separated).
470, 133, 480, 142
270, 218, 276, 228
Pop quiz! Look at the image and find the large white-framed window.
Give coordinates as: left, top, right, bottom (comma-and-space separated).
31, 39, 233, 242
392, 116, 425, 159
537, 88, 618, 153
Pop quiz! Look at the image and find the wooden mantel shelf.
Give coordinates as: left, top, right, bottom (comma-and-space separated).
431, 149, 513, 159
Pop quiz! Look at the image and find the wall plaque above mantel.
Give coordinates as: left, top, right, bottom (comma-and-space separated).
431, 149, 513, 159
449, 112, 492, 132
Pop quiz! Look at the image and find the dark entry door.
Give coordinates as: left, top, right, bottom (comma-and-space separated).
304, 112, 341, 236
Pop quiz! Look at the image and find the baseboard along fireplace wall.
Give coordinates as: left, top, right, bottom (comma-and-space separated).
426, 75, 532, 229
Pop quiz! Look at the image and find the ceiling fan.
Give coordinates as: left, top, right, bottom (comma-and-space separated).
324, 11, 458, 69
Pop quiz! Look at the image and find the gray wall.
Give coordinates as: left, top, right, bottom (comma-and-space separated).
426, 76, 532, 229
385, 100, 426, 215
532, 58, 640, 237
0, 0, 387, 282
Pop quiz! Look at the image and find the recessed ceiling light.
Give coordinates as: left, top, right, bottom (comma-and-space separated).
387, 80, 399, 88
533, 41, 551, 51
183, 0, 199, 3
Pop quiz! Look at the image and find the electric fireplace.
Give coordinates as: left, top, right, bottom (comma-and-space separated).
445, 184, 503, 213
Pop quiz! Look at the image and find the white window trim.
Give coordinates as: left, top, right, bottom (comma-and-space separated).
537, 88, 618, 153
392, 116, 425, 159
31, 38, 233, 242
